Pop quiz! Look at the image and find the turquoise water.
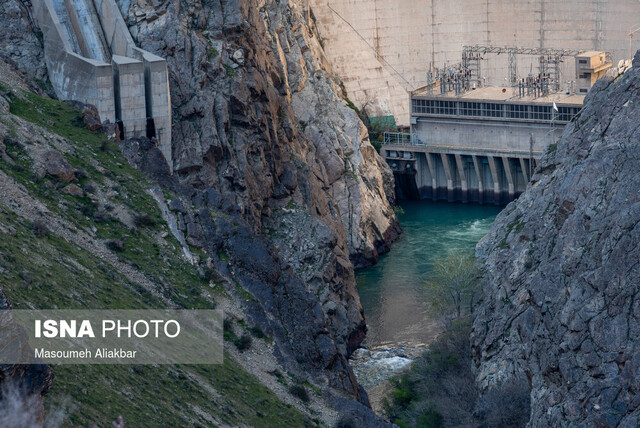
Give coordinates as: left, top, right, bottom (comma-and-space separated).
356, 201, 503, 348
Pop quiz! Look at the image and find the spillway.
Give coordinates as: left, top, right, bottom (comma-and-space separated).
33, 0, 173, 172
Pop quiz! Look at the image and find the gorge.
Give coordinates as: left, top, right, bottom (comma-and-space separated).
1, 0, 640, 426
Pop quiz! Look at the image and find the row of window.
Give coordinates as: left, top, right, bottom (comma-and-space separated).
412, 99, 579, 122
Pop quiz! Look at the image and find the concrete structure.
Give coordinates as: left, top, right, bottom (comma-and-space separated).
575, 51, 613, 93
381, 86, 584, 204
309, 0, 640, 125
33, 0, 172, 171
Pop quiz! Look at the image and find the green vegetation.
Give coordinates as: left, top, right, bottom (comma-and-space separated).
386, 252, 530, 427
224, 64, 238, 78
424, 252, 480, 326
384, 319, 475, 428
334, 415, 356, 428
367, 115, 397, 153
0, 90, 308, 426
496, 214, 524, 250
548, 142, 558, 153
288, 384, 310, 403
207, 44, 219, 61
47, 358, 308, 427
344, 97, 360, 115
384, 319, 530, 428
249, 325, 266, 338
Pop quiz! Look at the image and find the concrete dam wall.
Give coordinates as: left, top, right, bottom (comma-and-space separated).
33, 0, 172, 170
310, 0, 640, 125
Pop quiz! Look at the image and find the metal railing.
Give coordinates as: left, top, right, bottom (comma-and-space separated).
382, 132, 426, 146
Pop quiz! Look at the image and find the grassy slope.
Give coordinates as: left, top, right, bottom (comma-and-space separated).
0, 90, 307, 427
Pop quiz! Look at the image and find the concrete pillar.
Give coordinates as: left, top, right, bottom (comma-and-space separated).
425, 152, 438, 201
440, 153, 454, 202
519, 158, 530, 184
417, 152, 432, 199
487, 156, 501, 205
472, 155, 484, 204
138, 51, 172, 172
112, 55, 147, 139
502, 156, 515, 200
454, 154, 468, 203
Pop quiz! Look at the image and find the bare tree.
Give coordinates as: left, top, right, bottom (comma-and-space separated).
424, 252, 480, 327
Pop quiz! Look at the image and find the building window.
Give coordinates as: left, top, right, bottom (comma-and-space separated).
557, 106, 577, 122
579, 74, 588, 79
530, 105, 551, 121
579, 59, 587, 64
580, 88, 588, 93
435, 100, 457, 115
460, 102, 481, 116
412, 99, 440, 115
484, 103, 503, 118
507, 104, 528, 119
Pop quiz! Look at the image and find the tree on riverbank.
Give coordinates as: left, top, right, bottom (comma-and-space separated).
424, 252, 480, 327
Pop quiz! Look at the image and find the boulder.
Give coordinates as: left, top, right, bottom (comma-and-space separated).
62, 184, 84, 197
82, 105, 101, 131
43, 150, 75, 183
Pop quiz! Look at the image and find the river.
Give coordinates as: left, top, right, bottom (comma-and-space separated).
351, 201, 502, 405
357, 200, 503, 349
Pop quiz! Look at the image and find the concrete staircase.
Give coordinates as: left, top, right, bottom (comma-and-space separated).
33, 0, 172, 172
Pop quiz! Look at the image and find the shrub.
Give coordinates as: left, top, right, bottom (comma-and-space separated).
223, 318, 233, 331
33, 220, 47, 237
416, 410, 442, 428
249, 325, 265, 338
269, 369, 283, 379
93, 210, 110, 223
134, 214, 156, 228
391, 383, 415, 408
384, 319, 477, 427
289, 384, 310, 403
106, 240, 124, 252
474, 378, 530, 427
74, 169, 88, 180
234, 333, 252, 351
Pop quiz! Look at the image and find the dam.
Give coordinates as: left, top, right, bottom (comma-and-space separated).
32, 0, 172, 171
309, 0, 640, 126
381, 48, 609, 204
384, 87, 581, 204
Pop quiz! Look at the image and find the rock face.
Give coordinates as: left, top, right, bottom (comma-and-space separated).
120, 0, 399, 267
0, 1, 47, 84
472, 53, 640, 426
116, 0, 399, 419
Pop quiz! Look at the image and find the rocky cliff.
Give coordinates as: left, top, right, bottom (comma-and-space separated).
119, 0, 399, 267
1, 0, 400, 425
117, 0, 400, 404
472, 54, 640, 426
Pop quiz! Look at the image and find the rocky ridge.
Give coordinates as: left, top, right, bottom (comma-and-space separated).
472, 53, 640, 426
